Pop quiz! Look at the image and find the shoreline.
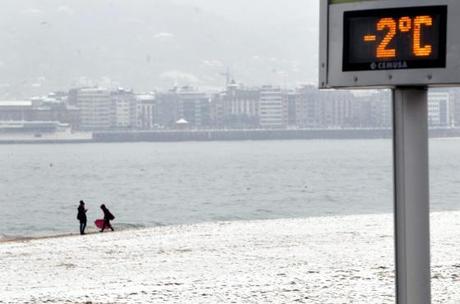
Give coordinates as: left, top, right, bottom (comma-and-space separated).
0, 224, 147, 244
2, 209, 457, 245
0, 231, 97, 244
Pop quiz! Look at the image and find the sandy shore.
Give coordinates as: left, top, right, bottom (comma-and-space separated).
1, 212, 459, 304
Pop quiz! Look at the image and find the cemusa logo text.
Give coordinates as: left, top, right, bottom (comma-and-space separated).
370, 61, 409, 70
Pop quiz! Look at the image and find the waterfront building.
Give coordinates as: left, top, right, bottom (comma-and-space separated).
156, 91, 179, 129
176, 86, 210, 128
287, 91, 298, 127
67, 88, 79, 106
154, 87, 210, 129
349, 91, 391, 129
295, 85, 322, 128
215, 82, 260, 129
0, 101, 33, 121
209, 92, 226, 129
450, 88, 460, 127
295, 86, 354, 129
111, 88, 137, 129
0, 121, 69, 134
77, 88, 112, 130
259, 85, 287, 129
226, 83, 259, 118
320, 90, 354, 128
136, 93, 157, 130
370, 91, 392, 129
0, 98, 80, 130
31, 96, 80, 130
428, 91, 451, 127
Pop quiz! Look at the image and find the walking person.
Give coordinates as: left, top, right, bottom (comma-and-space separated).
77, 200, 88, 235
100, 204, 115, 232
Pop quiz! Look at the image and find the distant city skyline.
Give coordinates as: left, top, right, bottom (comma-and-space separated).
1, 81, 458, 136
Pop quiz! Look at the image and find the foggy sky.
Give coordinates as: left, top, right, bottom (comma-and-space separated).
0, 0, 319, 98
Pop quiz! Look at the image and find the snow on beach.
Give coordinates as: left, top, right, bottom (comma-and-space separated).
1, 212, 459, 304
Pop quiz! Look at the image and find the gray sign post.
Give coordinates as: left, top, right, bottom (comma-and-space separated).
392, 87, 431, 304
317, 0, 460, 302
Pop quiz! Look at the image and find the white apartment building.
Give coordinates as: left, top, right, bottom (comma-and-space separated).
77, 88, 112, 130
428, 91, 451, 127
111, 89, 137, 129
227, 83, 259, 117
136, 94, 157, 130
259, 86, 286, 129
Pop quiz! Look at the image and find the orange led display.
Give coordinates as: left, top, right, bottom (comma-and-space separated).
362, 16, 434, 59
376, 18, 397, 58
364, 35, 377, 42
344, 5, 446, 72
399, 17, 412, 32
414, 16, 433, 57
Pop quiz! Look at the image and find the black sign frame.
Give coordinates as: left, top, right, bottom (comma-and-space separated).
342, 5, 448, 72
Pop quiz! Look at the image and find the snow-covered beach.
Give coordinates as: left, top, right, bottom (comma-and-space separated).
1, 212, 459, 304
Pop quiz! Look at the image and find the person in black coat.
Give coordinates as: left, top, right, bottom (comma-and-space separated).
100, 204, 114, 232
77, 200, 88, 235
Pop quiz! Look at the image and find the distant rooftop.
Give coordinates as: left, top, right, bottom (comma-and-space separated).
0, 101, 32, 107
136, 94, 155, 101
79, 87, 108, 93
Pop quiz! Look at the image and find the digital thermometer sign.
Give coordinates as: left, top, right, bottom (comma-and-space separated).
343, 6, 447, 72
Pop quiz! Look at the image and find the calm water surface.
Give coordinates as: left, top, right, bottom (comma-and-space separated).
1, 139, 459, 237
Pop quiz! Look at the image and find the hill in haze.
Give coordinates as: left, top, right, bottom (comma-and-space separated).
0, 0, 318, 98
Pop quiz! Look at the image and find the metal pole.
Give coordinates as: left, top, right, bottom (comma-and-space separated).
392, 87, 431, 304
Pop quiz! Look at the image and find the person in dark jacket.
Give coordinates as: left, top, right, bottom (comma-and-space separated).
77, 200, 88, 235
100, 204, 114, 232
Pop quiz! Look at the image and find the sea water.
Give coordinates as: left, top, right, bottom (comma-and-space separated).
1, 139, 459, 238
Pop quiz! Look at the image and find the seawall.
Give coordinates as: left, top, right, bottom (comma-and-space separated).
93, 128, 460, 143
2, 128, 460, 144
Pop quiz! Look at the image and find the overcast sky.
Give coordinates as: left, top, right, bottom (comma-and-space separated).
0, 0, 319, 98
